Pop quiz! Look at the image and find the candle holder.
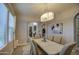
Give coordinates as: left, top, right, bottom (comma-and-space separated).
42, 37, 47, 42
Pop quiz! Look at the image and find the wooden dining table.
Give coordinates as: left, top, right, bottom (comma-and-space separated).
32, 38, 64, 55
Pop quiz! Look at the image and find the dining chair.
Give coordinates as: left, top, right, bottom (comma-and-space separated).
30, 40, 38, 55
59, 42, 76, 55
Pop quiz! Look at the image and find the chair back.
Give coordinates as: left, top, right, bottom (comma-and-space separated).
59, 42, 76, 55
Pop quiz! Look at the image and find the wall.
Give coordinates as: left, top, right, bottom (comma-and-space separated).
15, 5, 79, 44
15, 17, 28, 45
47, 6, 79, 43
15, 15, 41, 44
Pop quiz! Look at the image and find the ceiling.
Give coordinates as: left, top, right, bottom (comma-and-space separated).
13, 3, 79, 21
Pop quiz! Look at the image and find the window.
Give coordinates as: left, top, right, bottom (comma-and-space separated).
8, 12, 15, 42
0, 4, 8, 48
0, 3, 15, 49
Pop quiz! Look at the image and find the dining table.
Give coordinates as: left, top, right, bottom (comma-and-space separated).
32, 38, 64, 55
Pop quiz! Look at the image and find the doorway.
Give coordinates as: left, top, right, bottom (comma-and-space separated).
28, 22, 38, 39
74, 13, 79, 42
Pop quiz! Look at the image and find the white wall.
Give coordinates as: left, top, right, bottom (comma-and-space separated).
16, 18, 28, 44
15, 15, 42, 44
47, 6, 79, 43
16, 5, 79, 44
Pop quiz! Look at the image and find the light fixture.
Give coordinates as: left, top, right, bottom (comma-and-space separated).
33, 22, 37, 25
40, 4, 54, 42
41, 12, 54, 22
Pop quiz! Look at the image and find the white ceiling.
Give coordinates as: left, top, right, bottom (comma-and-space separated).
13, 3, 79, 21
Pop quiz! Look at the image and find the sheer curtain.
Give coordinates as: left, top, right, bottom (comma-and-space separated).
0, 4, 8, 48
8, 12, 15, 42
0, 3, 15, 49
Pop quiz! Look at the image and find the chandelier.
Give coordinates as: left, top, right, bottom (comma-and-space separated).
40, 4, 54, 42
41, 12, 54, 22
